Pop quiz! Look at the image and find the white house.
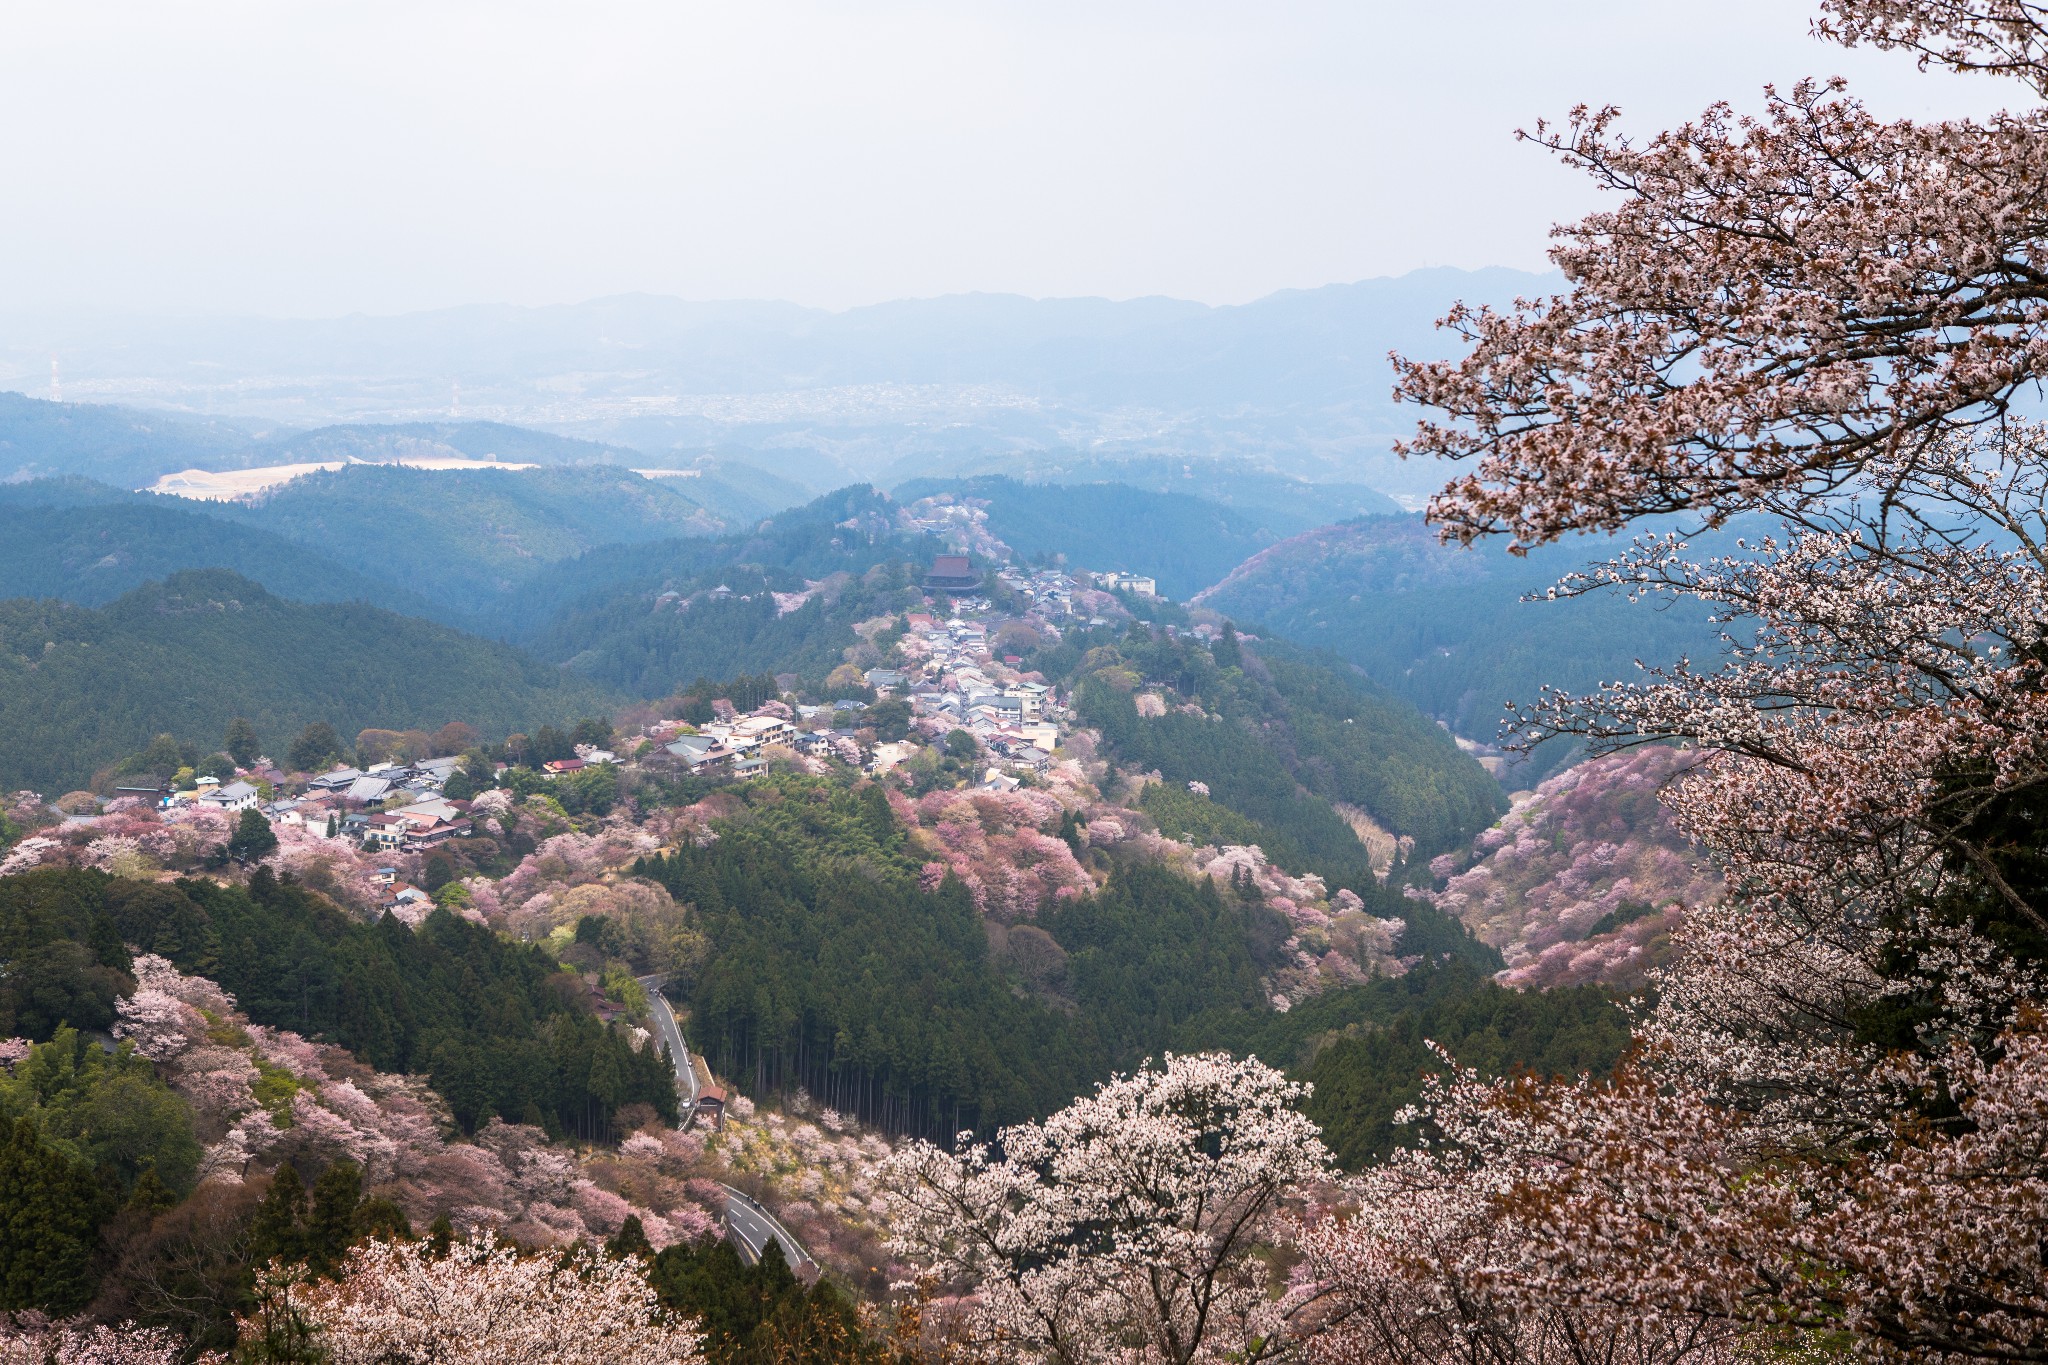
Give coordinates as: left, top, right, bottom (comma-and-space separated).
199, 780, 260, 813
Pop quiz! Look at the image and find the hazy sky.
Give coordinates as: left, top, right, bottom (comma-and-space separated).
0, 2, 2014, 317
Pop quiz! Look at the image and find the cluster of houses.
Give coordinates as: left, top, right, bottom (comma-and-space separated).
265, 757, 474, 851
1092, 569, 1159, 598
662, 710, 795, 778
658, 702, 908, 777
115, 772, 266, 813
637, 555, 1177, 791
110, 754, 484, 916
892, 613, 1061, 780
993, 564, 1130, 627
639, 609, 1068, 789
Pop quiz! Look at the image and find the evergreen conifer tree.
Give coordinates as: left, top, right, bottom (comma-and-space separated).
304, 1160, 362, 1278
229, 809, 278, 865
0, 1117, 108, 1314
224, 717, 261, 768
248, 1165, 308, 1269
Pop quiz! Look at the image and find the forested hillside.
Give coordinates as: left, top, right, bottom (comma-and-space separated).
0, 751, 1627, 1350
636, 777, 1565, 1146
662, 459, 816, 528
0, 463, 819, 632
493, 485, 929, 656
212, 464, 726, 616
0, 494, 434, 613
0, 569, 611, 790
1180, 960, 1630, 1165
537, 566, 924, 695
892, 475, 1283, 598
1063, 626, 1503, 860
0, 868, 674, 1137
1416, 746, 1720, 990
1197, 514, 1725, 771
0, 391, 258, 487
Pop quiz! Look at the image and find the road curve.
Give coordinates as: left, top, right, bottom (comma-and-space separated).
720, 1183, 817, 1276
637, 979, 811, 1274
636, 974, 700, 1108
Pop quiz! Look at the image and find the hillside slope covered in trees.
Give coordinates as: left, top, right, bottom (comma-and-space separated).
892, 475, 1285, 599
211, 465, 726, 617
1062, 625, 1504, 862
495, 486, 930, 661
1196, 515, 1724, 770
0, 569, 611, 790
638, 775, 1577, 1147
1415, 746, 1720, 990
0, 492, 436, 614
0, 391, 259, 487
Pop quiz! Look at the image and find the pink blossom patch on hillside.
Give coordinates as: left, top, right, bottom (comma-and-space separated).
1417, 747, 1718, 989
110, 955, 721, 1247
903, 788, 1092, 920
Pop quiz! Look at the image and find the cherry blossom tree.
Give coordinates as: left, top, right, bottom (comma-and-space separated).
285, 1234, 704, 1365
0, 837, 62, 876
1302, 3, 2048, 1361
0, 1316, 183, 1365
883, 1053, 1332, 1365
1397, 2, 2048, 551
906, 790, 1092, 922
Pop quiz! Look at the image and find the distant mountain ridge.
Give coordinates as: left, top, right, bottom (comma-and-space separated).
209, 463, 727, 614
1197, 515, 1726, 777
0, 393, 716, 488
897, 455, 1403, 523
3, 267, 1554, 496
0, 390, 260, 488
893, 475, 1287, 600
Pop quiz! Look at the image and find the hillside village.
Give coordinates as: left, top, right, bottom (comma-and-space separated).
0, 523, 1702, 1356
7, 4, 2035, 1356
645, 552, 1183, 791
0, 473, 1780, 1365
65, 549, 1186, 897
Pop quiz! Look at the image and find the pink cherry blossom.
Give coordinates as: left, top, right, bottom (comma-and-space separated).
886, 1053, 1332, 1365
290, 1234, 704, 1365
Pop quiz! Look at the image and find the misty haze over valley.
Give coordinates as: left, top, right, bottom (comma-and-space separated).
3, 5, 2043, 1363
1, 267, 1544, 501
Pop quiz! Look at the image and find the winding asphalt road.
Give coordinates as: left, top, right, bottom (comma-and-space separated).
636, 976, 815, 1275
720, 1183, 818, 1276
637, 974, 700, 1109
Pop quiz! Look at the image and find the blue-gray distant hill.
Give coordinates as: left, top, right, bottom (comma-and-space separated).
209, 463, 735, 618
499, 486, 933, 689
891, 455, 1402, 530
0, 394, 817, 522
892, 476, 1284, 600
0, 569, 613, 792
1196, 515, 1732, 778
0, 391, 259, 488
0, 480, 433, 614
0, 465, 829, 629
